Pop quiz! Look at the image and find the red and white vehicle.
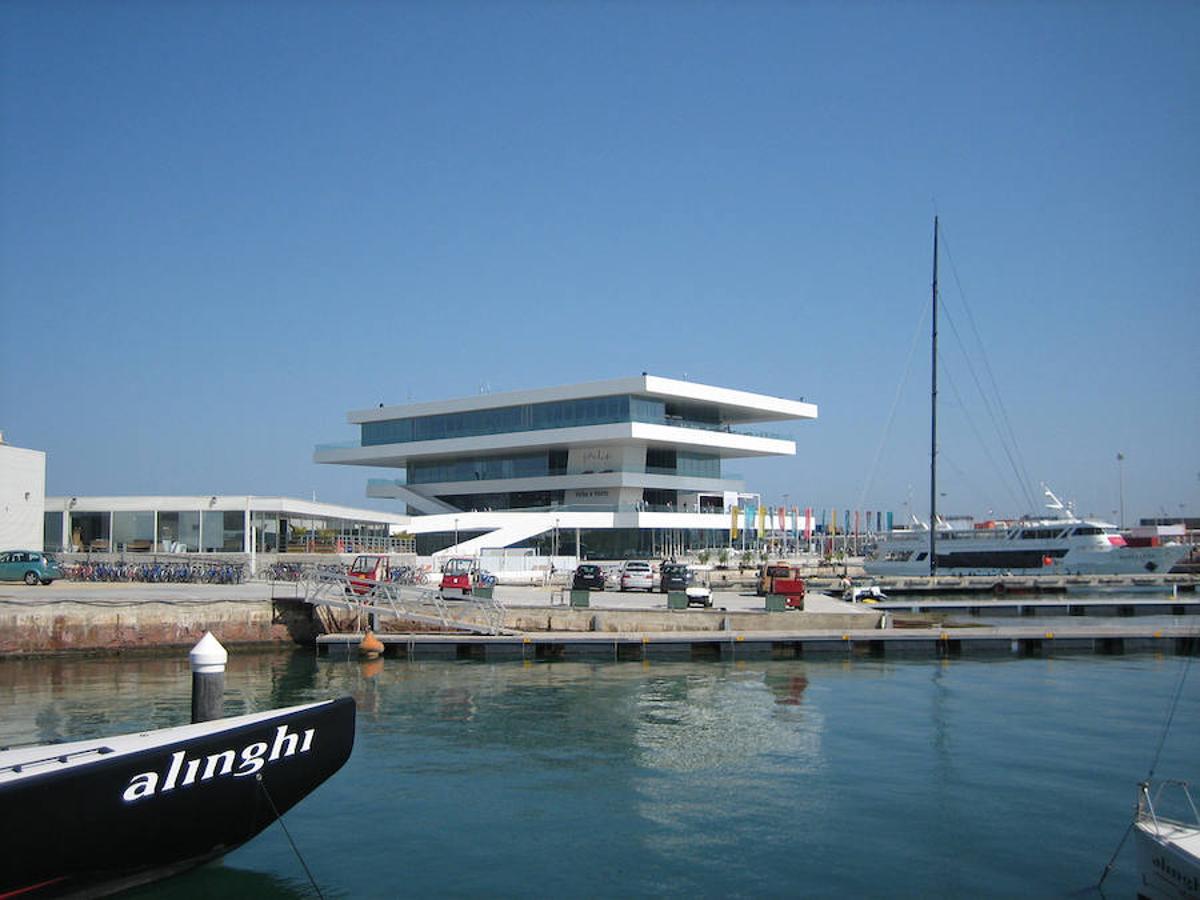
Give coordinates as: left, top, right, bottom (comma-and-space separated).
347, 555, 388, 596
439, 557, 494, 600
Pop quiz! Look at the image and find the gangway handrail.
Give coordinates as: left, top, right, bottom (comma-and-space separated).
296, 569, 510, 635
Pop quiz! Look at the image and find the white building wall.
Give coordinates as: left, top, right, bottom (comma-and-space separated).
0, 444, 47, 550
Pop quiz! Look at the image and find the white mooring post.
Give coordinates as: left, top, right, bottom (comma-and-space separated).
189, 631, 228, 724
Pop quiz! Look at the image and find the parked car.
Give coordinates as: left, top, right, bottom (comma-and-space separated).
572, 563, 606, 591
659, 563, 691, 593
0, 550, 62, 585
619, 560, 654, 592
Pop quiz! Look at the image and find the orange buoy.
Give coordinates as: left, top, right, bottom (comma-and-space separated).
358, 630, 384, 660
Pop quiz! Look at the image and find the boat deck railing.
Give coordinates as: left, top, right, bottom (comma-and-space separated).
1138, 779, 1200, 834
0, 745, 115, 778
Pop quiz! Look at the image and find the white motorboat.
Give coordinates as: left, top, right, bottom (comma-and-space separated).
864, 490, 1188, 577
1134, 779, 1200, 900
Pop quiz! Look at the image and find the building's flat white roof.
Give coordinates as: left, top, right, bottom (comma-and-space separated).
347, 375, 817, 425
45, 495, 410, 526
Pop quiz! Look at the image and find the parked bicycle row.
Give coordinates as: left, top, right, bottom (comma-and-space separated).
260, 562, 347, 582
259, 561, 434, 585
64, 561, 246, 584
387, 564, 433, 585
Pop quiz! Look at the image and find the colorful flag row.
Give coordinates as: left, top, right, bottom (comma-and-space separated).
727, 506, 895, 539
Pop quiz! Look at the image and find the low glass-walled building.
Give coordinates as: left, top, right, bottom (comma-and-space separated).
43, 496, 413, 555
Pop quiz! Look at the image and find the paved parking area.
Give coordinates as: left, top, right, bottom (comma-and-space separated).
492, 584, 867, 614
0, 579, 872, 616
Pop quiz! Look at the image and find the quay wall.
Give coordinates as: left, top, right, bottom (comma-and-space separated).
0, 595, 288, 656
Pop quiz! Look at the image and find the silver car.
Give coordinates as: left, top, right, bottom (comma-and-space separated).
619, 560, 654, 592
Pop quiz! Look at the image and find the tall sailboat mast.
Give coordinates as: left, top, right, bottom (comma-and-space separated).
929, 216, 939, 577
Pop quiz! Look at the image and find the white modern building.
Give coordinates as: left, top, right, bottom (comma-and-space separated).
315, 375, 817, 557
43, 495, 413, 555
0, 437, 47, 551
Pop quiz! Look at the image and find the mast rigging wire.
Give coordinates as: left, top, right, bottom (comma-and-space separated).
937, 226, 1039, 510
854, 299, 930, 514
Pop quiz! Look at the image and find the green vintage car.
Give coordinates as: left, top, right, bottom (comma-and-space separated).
0, 550, 63, 585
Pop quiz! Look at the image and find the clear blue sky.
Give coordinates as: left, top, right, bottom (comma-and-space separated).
2, 1, 1197, 524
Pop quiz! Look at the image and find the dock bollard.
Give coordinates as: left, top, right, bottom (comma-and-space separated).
189, 631, 228, 724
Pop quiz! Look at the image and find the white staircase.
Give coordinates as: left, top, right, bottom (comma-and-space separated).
435, 513, 557, 557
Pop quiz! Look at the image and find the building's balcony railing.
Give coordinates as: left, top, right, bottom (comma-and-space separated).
368, 470, 744, 489
659, 417, 790, 441
318, 420, 789, 452
404, 503, 739, 516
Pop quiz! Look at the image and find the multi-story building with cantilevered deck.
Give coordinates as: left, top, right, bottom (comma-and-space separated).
314, 375, 817, 558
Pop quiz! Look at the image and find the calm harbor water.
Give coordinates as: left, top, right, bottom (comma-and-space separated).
1, 640, 1196, 898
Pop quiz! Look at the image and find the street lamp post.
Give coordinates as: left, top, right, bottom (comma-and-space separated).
454, 517, 459, 550
1117, 453, 1126, 529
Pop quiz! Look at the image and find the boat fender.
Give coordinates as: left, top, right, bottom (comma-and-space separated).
993, 583, 1006, 595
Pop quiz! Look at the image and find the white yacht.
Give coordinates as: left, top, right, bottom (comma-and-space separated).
864, 490, 1188, 577
1134, 780, 1200, 900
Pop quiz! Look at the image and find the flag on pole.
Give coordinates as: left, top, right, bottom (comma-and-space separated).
804, 507, 813, 542
730, 506, 739, 541
756, 504, 766, 538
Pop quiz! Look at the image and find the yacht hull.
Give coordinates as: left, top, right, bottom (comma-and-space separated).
0, 697, 356, 898
864, 542, 1188, 577
1135, 820, 1200, 900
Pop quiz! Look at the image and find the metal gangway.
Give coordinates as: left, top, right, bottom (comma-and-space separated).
296, 568, 510, 636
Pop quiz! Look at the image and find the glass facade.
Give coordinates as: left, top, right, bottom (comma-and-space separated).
438, 490, 566, 512
113, 511, 155, 551
158, 511, 201, 552
69, 512, 110, 551
645, 449, 721, 478
44, 512, 63, 552
202, 511, 245, 553
362, 395, 671, 446
409, 450, 568, 484
48, 505, 406, 555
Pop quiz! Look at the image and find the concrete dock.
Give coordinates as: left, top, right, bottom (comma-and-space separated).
317, 622, 1200, 661
869, 595, 1200, 617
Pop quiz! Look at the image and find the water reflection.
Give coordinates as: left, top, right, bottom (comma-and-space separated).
631, 667, 824, 773
124, 862, 311, 899
0, 649, 326, 747
2, 651, 1196, 899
